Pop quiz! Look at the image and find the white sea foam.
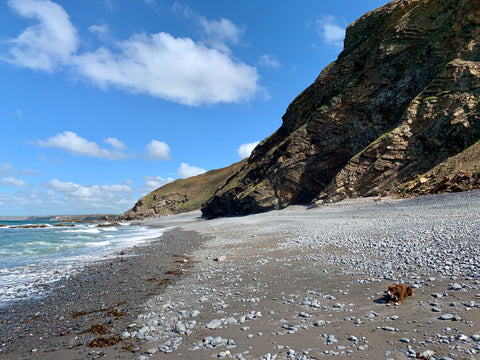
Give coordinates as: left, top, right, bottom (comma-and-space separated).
65, 227, 101, 234
0, 223, 169, 307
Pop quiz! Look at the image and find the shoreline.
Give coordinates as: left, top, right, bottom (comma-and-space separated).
0, 228, 210, 360
1, 191, 480, 359
0, 222, 165, 306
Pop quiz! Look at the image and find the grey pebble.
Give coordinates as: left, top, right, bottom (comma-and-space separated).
327, 334, 337, 344
206, 319, 223, 329
438, 314, 461, 321
381, 326, 397, 331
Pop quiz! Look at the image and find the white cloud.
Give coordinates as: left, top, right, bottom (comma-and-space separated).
173, 3, 243, 49
104, 137, 126, 150
237, 141, 260, 159
0, 176, 29, 187
198, 17, 244, 51
3, 0, 262, 106
142, 175, 174, 194
145, 140, 171, 161
38, 179, 134, 214
45, 179, 131, 200
4, 0, 78, 71
37, 131, 127, 159
259, 54, 281, 68
316, 15, 346, 48
73, 32, 259, 106
88, 23, 112, 42
88, 24, 109, 36
0, 179, 138, 216
177, 163, 206, 178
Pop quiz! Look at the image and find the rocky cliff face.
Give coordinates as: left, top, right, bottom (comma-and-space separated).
202, 0, 480, 218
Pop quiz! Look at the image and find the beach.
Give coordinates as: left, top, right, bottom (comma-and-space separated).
1, 191, 480, 359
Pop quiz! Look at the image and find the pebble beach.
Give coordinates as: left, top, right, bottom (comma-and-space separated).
1, 191, 480, 359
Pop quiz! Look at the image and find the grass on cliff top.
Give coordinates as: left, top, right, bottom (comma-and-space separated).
140, 159, 246, 214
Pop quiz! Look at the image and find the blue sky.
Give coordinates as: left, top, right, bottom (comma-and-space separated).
0, 0, 388, 216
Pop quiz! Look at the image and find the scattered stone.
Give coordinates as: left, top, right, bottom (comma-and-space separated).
327, 335, 337, 344
449, 283, 462, 290
174, 322, 187, 334
299, 312, 311, 318
381, 326, 397, 332
206, 319, 223, 330
419, 350, 435, 358
439, 314, 460, 321
120, 331, 131, 339
223, 317, 238, 325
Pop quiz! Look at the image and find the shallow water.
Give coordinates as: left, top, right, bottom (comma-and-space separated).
0, 220, 165, 306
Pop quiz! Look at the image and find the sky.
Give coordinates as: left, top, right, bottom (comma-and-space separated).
0, 0, 388, 216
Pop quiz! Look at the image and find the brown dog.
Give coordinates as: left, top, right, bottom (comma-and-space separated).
386, 284, 413, 305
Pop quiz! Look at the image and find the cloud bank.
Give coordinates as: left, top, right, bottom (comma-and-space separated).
3, 0, 262, 106
39, 179, 135, 213
0, 176, 29, 187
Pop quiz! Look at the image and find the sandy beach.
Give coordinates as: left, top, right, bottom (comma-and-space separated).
1, 191, 480, 359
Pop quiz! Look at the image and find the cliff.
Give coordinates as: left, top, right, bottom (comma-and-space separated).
118, 160, 245, 220
201, 0, 480, 218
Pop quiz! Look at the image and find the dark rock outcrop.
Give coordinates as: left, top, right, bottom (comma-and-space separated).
201, 0, 480, 218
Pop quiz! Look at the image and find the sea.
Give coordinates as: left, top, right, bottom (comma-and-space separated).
0, 219, 166, 308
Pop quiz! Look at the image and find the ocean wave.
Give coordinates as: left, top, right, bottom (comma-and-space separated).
99, 227, 118, 232
85, 240, 112, 247
0, 224, 169, 306
64, 228, 100, 234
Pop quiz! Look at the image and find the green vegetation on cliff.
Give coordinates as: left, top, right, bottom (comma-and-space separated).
118, 160, 245, 220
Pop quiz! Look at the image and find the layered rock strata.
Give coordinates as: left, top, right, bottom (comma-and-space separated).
202, 0, 480, 218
